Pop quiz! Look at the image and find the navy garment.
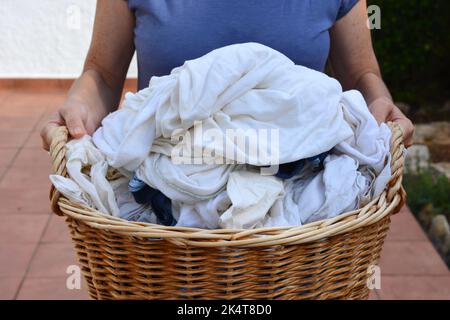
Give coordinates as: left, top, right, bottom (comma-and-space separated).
129, 175, 176, 226
127, 0, 359, 89
275, 151, 329, 179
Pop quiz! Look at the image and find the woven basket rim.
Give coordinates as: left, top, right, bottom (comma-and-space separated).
49, 123, 405, 247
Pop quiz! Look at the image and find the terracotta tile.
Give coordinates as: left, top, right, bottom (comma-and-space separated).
0, 80, 73, 93
379, 241, 450, 276
0, 102, 48, 119
0, 92, 51, 117
0, 89, 14, 102
0, 105, 47, 119
0, 186, 52, 214
23, 131, 44, 148
0, 130, 29, 148
13, 147, 52, 168
16, 277, 89, 300
386, 206, 428, 242
376, 276, 450, 300
0, 116, 40, 131
368, 290, 379, 300
0, 167, 7, 178
0, 277, 23, 300
0, 165, 51, 189
41, 215, 72, 243
27, 243, 79, 278
0, 244, 36, 277
0, 214, 49, 244
34, 110, 60, 131
0, 148, 18, 168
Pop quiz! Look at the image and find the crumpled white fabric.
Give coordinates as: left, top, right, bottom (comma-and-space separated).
172, 191, 230, 229
267, 154, 371, 227
335, 90, 391, 198
51, 42, 392, 230
219, 170, 284, 229
93, 42, 354, 202
50, 144, 156, 222
49, 174, 93, 208
51, 135, 120, 216
110, 178, 157, 223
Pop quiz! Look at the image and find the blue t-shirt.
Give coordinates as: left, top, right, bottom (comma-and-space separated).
127, 0, 359, 90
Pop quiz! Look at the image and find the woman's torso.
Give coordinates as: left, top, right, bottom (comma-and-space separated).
128, 0, 358, 89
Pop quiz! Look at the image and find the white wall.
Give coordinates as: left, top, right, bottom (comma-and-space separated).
0, 0, 137, 78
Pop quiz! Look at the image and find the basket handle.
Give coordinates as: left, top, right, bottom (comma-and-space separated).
48, 123, 407, 216
49, 126, 69, 215
386, 122, 407, 213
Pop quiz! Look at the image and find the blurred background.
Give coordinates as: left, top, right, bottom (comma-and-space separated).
0, 0, 449, 300
368, 0, 450, 274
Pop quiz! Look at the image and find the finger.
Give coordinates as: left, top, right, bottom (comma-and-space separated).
390, 108, 414, 148
60, 108, 87, 139
394, 118, 414, 148
369, 102, 391, 125
40, 112, 64, 151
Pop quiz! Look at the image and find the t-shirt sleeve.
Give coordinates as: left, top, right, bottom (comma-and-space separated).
336, 0, 359, 20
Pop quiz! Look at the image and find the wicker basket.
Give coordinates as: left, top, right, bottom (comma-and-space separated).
48, 123, 406, 300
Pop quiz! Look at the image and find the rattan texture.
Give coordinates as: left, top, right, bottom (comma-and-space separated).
49, 123, 406, 299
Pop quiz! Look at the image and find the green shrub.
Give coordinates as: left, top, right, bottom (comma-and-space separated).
403, 168, 450, 218
369, 0, 450, 108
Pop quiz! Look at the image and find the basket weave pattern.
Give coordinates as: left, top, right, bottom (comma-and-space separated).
49, 123, 406, 300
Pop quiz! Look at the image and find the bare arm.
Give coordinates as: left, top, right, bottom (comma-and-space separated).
329, 0, 414, 146
41, 0, 135, 149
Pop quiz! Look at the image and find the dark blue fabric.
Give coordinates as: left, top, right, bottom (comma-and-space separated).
128, 176, 176, 226
127, 0, 359, 90
275, 151, 329, 179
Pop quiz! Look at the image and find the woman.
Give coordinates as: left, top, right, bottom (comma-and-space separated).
41, 0, 414, 149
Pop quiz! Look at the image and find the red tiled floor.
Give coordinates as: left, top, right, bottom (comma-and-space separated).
23, 131, 45, 148
14, 147, 52, 168
368, 290, 379, 300
0, 186, 52, 214
386, 207, 428, 241
379, 241, 449, 276
34, 110, 61, 132
27, 243, 79, 278
0, 148, 18, 168
0, 92, 53, 117
375, 207, 450, 300
0, 130, 30, 148
16, 277, 89, 300
41, 215, 72, 243
0, 277, 23, 300
375, 276, 450, 300
0, 214, 49, 244
0, 165, 51, 189
0, 244, 36, 277
0, 89, 14, 100
0, 116, 40, 131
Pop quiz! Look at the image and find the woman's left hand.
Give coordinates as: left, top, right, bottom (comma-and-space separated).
368, 97, 415, 148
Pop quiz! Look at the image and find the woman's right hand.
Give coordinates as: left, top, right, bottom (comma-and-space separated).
40, 101, 107, 151
40, 0, 136, 151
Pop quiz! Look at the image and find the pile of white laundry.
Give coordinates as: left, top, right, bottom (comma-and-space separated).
50, 43, 391, 230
